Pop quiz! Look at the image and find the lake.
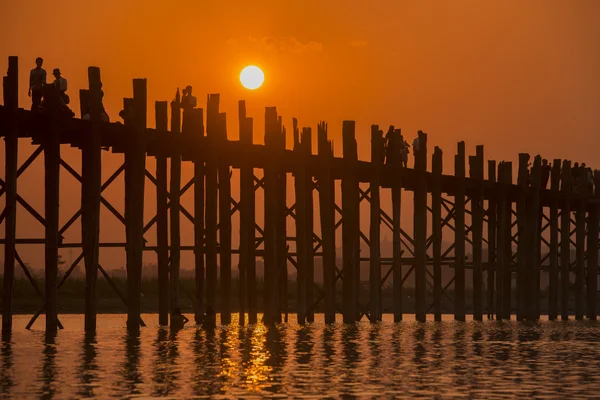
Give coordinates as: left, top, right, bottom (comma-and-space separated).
1, 314, 599, 398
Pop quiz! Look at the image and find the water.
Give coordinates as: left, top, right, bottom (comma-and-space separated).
1, 314, 600, 399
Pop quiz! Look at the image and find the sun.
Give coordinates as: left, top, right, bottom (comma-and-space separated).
240, 66, 264, 90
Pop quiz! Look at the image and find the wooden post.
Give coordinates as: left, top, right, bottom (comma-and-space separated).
414, 131, 428, 322
2, 56, 18, 334
82, 67, 103, 332
205, 94, 219, 321
192, 108, 205, 324
125, 79, 147, 330
497, 162, 513, 320
526, 156, 542, 320
575, 182, 586, 320
155, 101, 169, 326
586, 171, 600, 320
294, 120, 307, 324
431, 147, 443, 321
470, 145, 484, 321
516, 153, 530, 321
392, 129, 403, 322
303, 128, 314, 323
560, 160, 572, 320
218, 112, 232, 324
44, 85, 61, 333
239, 101, 256, 323
548, 159, 561, 320
486, 160, 497, 319
170, 90, 181, 318
454, 141, 466, 321
277, 119, 288, 322
342, 121, 359, 323
369, 125, 383, 322
263, 107, 281, 324
317, 122, 336, 323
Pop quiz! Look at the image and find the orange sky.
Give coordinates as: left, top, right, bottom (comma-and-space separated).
1, 1, 600, 271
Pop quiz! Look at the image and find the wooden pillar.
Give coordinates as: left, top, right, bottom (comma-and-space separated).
560, 160, 572, 320
2, 56, 18, 334
218, 112, 232, 324
414, 131, 428, 322
155, 101, 169, 326
294, 120, 307, 324
392, 129, 403, 322
277, 119, 288, 322
497, 162, 513, 320
125, 79, 147, 330
431, 147, 443, 321
317, 122, 336, 324
369, 125, 383, 322
454, 141, 466, 321
586, 171, 600, 320
169, 91, 181, 317
303, 128, 314, 323
516, 153, 530, 321
205, 94, 219, 321
82, 67, 103, 332
239, 101, 256, 323
191, 108, 205, 324
486, 160, 497, 319
575, 183, 587, 320
526, 156, 542, 320
263, 107, 281, 324
470, 145, 484, 321
342, 121, 359, 323
548, 159, 561, 320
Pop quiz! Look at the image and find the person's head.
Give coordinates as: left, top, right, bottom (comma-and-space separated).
542, 159, 548, 165
574, 162, 579, 168
387, 125, 394, 133
185, 85, 192, 95
52, 68, 61, 78
582, 163, 586, 168
35, 57, 43, 68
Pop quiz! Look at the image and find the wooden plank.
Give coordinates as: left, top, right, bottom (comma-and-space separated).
516, 153, 530, 321
392, 129, 403, 322
369, 125, 383, 322
155, 100, 169, 325
470, 145, 484, 321
294, 120, 307, 324
125, 79, 147, 330
218, 112, 232, 324
170, 91, 181, 318
431, 146, 443, 321
586, 171, 600, 320
454, 141, 466, 321
187, 107, 205, 324
239, 101, 256, 323
205, 94, 219, 324
82, 67, 103, 332
303, 127, 314, 323
486, 160, 497, 319
2, 56, 18, 334
342, 120, 359, 323
414, 131, 428, 322
548, 159, 561, 320
560, 160, 572, 320
317, 122, 336, 323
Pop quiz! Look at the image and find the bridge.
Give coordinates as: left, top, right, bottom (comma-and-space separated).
1, 56, 598, 333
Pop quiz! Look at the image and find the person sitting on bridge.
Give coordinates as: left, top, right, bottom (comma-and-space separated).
52, 68, 69, 106
170, 307, 189, 330
541, 159, 551, 189
181, 85, 197, 111
29, 57, 46, 111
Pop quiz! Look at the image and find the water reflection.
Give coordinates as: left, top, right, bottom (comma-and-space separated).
120, 330, 142, 396
39, 331, 58, 400
151, 328, 180, 396
78, 332, 99, 398
0, 334, 13, 396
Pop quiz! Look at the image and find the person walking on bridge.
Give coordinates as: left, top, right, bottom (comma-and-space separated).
29, 57, 46, 111
52, 68, 69, 105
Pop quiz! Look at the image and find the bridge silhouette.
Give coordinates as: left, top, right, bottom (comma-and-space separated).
1, 56, 598, 333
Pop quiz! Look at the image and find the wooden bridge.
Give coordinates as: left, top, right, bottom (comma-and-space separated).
1, 56, 599, 333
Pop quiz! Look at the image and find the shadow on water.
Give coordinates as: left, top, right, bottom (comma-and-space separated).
0, 333, 13, 396
77, 332, 99, 398
39, 331, 58, 400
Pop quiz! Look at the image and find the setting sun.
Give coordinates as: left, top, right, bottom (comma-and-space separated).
240, 65, 264, 90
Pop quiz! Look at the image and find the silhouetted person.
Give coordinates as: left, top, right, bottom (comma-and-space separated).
572, 162, 580, 192
170, 307, 189, 330
384, 125, 396, 166
541, 159, 551, 189
52, 68, 69, 105
29, 57, 46, 111
181, 85, 197, 111
203, 305, 216, 330
399, 134, 410, 168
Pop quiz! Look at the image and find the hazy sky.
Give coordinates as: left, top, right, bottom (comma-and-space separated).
1, 1, 599, 269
